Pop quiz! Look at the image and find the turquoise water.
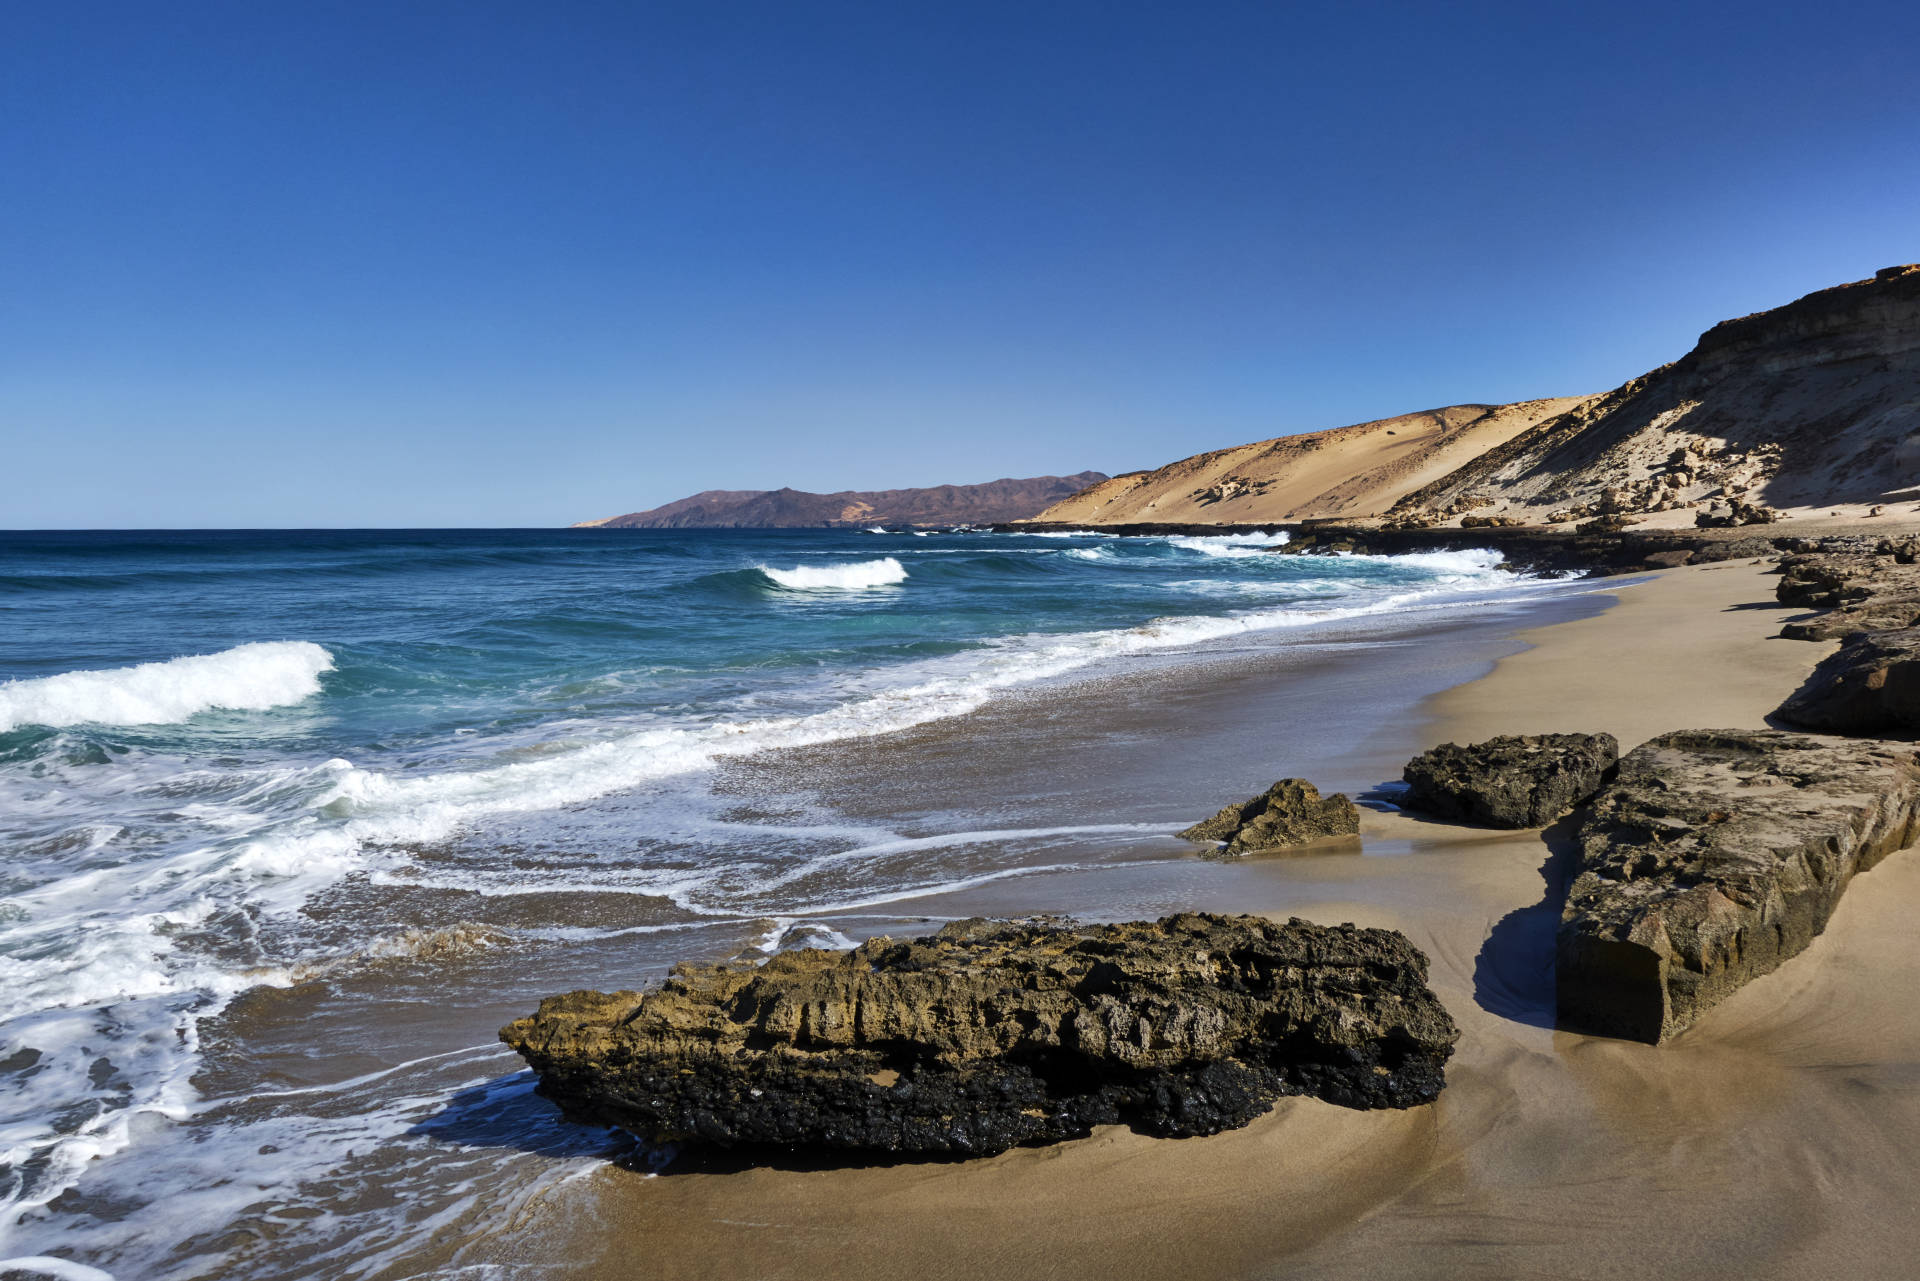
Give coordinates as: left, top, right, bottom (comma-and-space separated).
0, 526, 1565, 1277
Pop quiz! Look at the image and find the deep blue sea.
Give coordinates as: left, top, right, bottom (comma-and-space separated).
0, 526, 1579, 1278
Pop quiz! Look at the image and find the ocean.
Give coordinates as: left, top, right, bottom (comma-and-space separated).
0, 526, 1596, 1278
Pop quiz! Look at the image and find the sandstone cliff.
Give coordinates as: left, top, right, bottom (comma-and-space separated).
1032, 264, 1920, 529
577, 471, 1109, 529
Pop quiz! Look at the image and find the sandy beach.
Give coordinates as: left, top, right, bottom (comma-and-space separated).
13, 11, 1919, 1275
499, 556, 1920, 1281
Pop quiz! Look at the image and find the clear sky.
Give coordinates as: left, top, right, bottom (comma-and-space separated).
4, 1, 1917, 528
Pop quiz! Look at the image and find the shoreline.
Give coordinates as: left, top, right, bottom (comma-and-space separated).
999, 514, 1920, 578
519, 555, 1920, 1280
0, 529, 1615, 1280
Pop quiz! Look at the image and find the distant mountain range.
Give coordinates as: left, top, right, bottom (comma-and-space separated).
575, 472, 1110, 529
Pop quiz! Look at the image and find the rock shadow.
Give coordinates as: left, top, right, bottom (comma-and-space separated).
407, 1069, 644, 1162
408, 1068, 1006, 1175
1354, 779, 1411, 813
1471, 812, 1582, 1030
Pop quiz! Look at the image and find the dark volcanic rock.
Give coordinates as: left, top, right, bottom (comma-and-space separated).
1178, 779, 1360, 854
1776, 628, 1920, 735
1557, 730, 1920, 1044
1401, 733, 1618, 828
500, 914, 1459, 1156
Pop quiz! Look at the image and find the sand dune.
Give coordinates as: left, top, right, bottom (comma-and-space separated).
1036, 263, 1920, 531
1032, 399, 1587, 525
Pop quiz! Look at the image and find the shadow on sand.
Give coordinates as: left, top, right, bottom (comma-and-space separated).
1471, 812, 1582, 1030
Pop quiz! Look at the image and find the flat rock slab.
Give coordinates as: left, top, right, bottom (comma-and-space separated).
1557, 730, 1920, 1043
1776, 627, 1920, 735
1178, 778, 1360, 854
1402, 732, 1618, 828
501, 913, 1459, 1157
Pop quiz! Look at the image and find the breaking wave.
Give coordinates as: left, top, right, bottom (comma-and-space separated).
759, 558, 908, 590
1165, 531, 1292, 558
0, 641, 334, 732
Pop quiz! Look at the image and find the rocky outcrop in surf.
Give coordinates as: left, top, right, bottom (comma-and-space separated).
1401, 733, 1618, 829
1556, 730, 1920, 1044
500, 913, 1459, 1156
576, 472, 1109, 529
1178, 779, 1360, 854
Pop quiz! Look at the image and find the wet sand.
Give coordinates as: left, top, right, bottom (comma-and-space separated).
497, 558, 1920, 1280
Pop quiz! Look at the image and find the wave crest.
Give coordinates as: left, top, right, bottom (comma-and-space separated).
0, 641, 334, 732
759, 558, 908, 590
1166, 531, 1291, 558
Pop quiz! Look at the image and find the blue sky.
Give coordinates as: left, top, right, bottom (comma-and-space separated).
4, 1, 1917, 528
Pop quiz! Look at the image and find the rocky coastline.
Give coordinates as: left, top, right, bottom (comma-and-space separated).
996, 516, 1804, 576
506, 518, 1920, 1150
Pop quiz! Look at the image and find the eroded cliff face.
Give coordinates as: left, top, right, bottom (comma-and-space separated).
1390, 264, 1920, 525
1694, 264, 1920, 378
1032, 265, 1920, 530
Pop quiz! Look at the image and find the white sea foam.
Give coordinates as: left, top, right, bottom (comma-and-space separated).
1063, 531, 1290, 562
0, 642, 334, 732
759, 558, 908, 590
1165, 530, 1292, 558
313, 550, 1526, 864
1348, 547, 1505, 578
0, 1257, 115, 1281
